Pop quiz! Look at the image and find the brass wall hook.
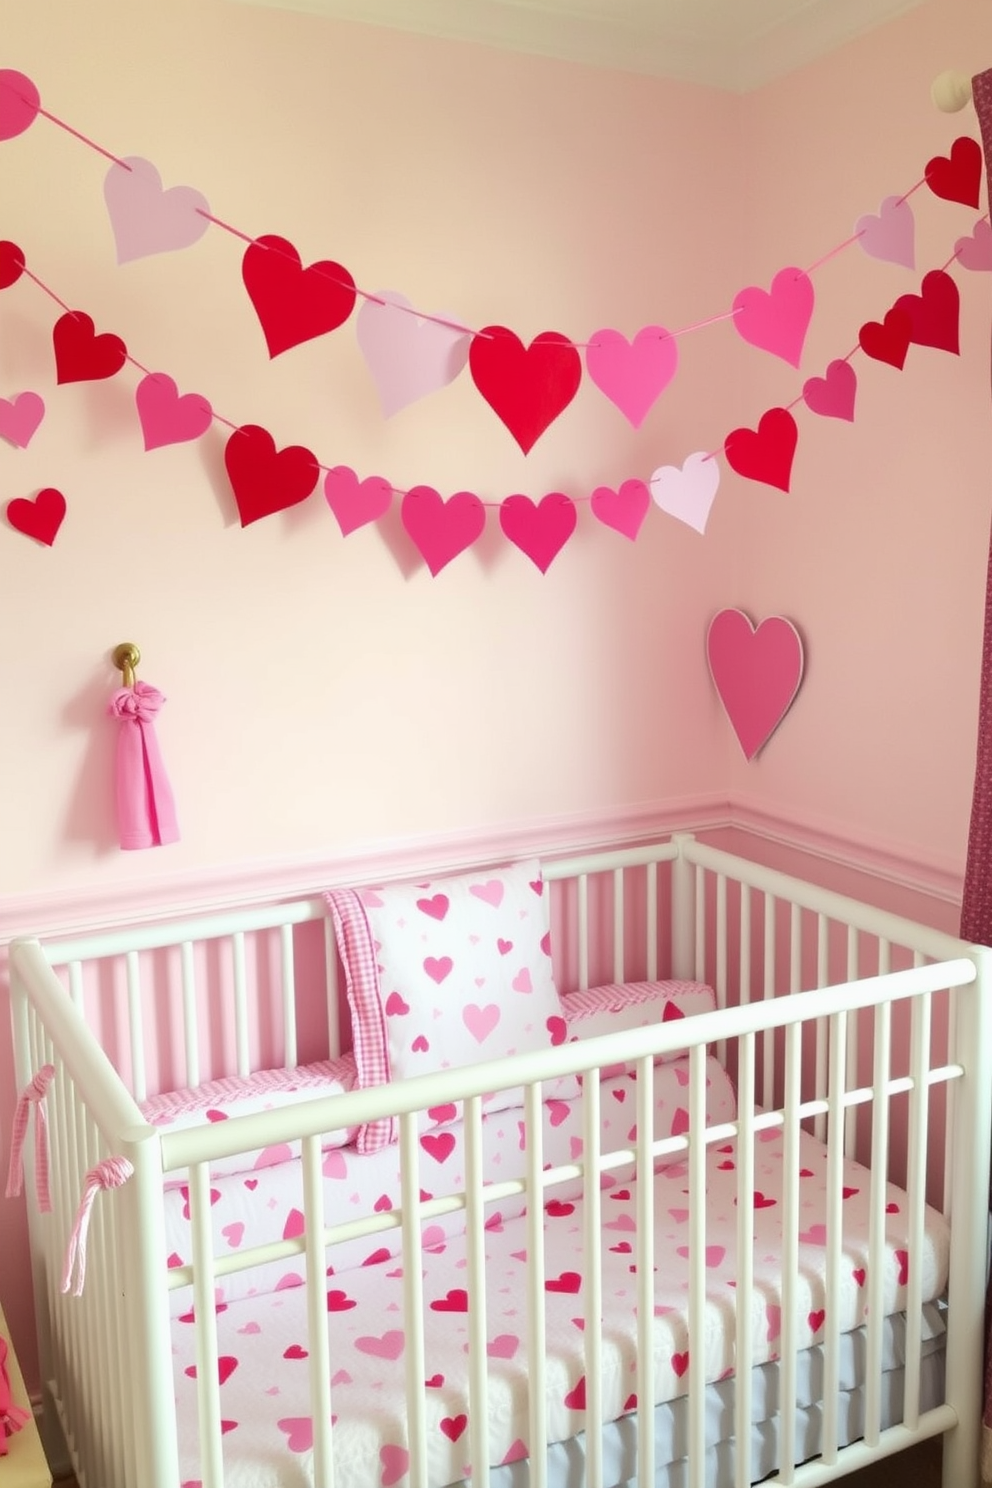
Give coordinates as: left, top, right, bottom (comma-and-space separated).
112, 642, 141, 689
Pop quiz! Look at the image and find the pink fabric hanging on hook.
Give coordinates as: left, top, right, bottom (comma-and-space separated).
108, 680, 180, 850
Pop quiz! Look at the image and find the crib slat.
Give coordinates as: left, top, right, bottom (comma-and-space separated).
813, 914, 829, 1142
845, 926, 859, 1157
126, 950, 146, 1102
303, 1132, 334, 1488
583, 1070, 604, 1488
525, 1082, 549, 1488
189, 1161, 225, 1488
577, 873, 590, 990
687, 1043, 707, 1487
865, 999, 892, 1445
645, 860, 658, 981
903, 990, 932, 1430
821, 1009, 848, 1466
68, 959, 84, 1009
740, 883, 751, 1010
612, 867, 625, 983
762, 895, 776, 1109
465, 1094, 491, 1488
734, 1033, 756, 1488
399, 1114, 428, 1488
715, 873, 727, 1065
778, 1022, 801, 1484
180, 941, 200, 1089
232, 931, 250, 1077
281, 924, 298, 1068
694, 865, 705, 982
635, 1054, 656, 1488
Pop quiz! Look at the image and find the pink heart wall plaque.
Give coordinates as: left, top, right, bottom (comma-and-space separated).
706, 609, 805, 761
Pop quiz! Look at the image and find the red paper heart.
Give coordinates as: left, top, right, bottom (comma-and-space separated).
242, 234, 356, 357
893, 269, 960, 354
401, 485, 486, 575
469, 326, 582, 454
224, 424, 320, 527
857, 308, 912, 370
925, 136, 983, 209
0, 239, 25, 289
53, 312, 127, 384
6, 487, 66, 546
499, 492, 577, 572
723, 407, 798, 492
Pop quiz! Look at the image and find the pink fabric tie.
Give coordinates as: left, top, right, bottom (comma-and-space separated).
0, 1339, 31, 1455
4, 1065, 55, 1213
61, 1156, 134, 1298
109, 681, 180, 851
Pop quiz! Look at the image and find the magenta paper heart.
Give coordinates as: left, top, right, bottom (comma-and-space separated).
956, 220, 992, 273
732, 267, 814, 368
356, 291, 471, 417
0, 391, 44, 448
706, 609, 804, 761
649, 452, 719, 535
590, 479, 650, 540
0, 70, 40, 141
801, 359, 857, 422
585, 325, 677, 428
104, 157, 210, 264
324, 465, 393, 535
401, 486, 486, 575
135, 373, 212, 450
499, 493, 577, 573
854, 195, 915, 270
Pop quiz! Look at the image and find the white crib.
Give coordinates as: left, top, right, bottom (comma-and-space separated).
6, 831, 991, 1488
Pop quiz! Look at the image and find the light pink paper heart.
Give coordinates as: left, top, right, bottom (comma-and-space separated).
323, 464, 393, 535
801, 359, 857, 422
855, 195, 915, 269
0, 391, 44, 448
356, 290, 471, 417
135, 373, 212, 450
104, 156, 211, 264
585, 326, 677, 428
732, 267, 814, 368
650, 452, 719, 535
0, 70, 40, 141
706, 609, 804, 761
956, 220, 992, 273
590, 479, 650, 541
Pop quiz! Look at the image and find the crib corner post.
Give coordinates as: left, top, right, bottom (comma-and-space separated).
119, 1122, 179, 1488
670, 833, 696, 981
941, 946, 992, 1488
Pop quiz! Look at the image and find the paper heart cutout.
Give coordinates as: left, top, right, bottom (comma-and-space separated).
401, 485, 486, 575
732, 267, 814, 368
924, 136, 982, 209
802, 359, 857, 422
0, 70, 40, 141
854, 195, 915, 269
53, 312, 127, 384
723, 407, 798, 492
6, 487, 66, 546
893, 269, 960, 354
135, 373, 212, 450
956, 220, 992, 273
590, 479, 650, 541
356, 290, 470, 417
706, 609, 805, 761
324, 465, 393, 535
104, 157, 211, 264
499, 492, 577, 572
242, 234, 357, 358
585, 325, 677, 427
469, 326, 582, 454
0, 392, 45, 448
0, 240, 25, 290
650, 452, 720, 534
857, 307, 912, 369
224, 424, 320, 527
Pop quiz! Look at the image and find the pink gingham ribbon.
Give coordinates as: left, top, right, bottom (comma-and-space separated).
5, 1065, 55, 1212
61, 1156, 134, 1297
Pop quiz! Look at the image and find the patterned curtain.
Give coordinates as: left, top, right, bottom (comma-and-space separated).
960, 65, 992, 1488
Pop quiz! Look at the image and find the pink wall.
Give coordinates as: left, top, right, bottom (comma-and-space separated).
0, 0, 988, 1397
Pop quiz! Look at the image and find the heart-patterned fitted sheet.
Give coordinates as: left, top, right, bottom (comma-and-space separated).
170, 1120, 949, 1488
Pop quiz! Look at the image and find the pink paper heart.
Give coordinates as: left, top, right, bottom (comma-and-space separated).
706, 609, 804, 761
585, 325, 677, 427
732, 267, 814, 368
463, 1002, 500, 1042
0, 391, 44, 448
356, 290, 470, 417
135, 373, 212, 450
499, 492, 577, 573
323, 464, 393, 535
956, 220, 992, 273
855, 195, 915, 269
801, 359, 857, 422
649, 452, 719, 535
590, 479, 650, 541
104, 156, 210, 264
401, 485, 486, 576
0, 70, 40, 141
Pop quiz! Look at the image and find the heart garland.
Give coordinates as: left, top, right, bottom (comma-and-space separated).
242, 235, 357, 358
5, 487, 66, 546
706, 609, 805, 761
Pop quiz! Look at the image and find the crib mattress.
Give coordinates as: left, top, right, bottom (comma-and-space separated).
169, 1124, 949, 1488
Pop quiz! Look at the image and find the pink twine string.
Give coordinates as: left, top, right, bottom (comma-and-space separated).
61, 1156, 134, 1297
5, 1064, 55, 1213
